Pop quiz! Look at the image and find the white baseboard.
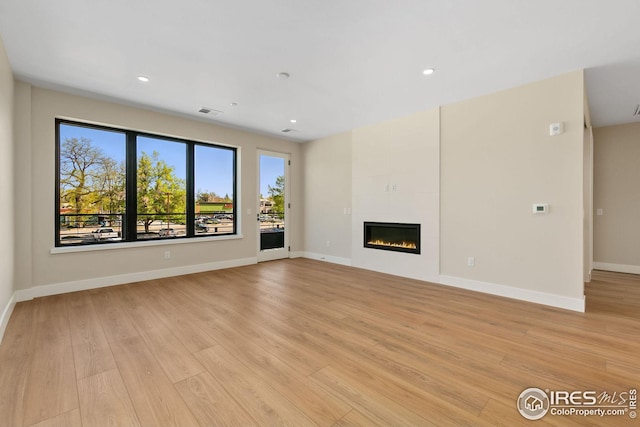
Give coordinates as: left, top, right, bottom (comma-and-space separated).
296, 254, 583, 311
593, 262, 640, 275
0, 293, 17, 345
295, 251, 352, 267
14, 257, 257, 302
438, 275, 585, 313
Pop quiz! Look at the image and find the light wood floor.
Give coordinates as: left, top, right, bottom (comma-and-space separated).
1, 260, 639, 426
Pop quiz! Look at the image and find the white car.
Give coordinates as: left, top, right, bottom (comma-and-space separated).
92, 227, 119, 240
158, 228, 177, 238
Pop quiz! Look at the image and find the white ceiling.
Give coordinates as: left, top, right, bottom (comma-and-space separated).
1, 0, 639, 142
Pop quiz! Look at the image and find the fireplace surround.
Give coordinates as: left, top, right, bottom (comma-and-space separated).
363, 222, 421, 254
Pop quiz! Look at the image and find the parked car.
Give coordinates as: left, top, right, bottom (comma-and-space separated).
92, 227, 120, 240
158, 228, 177, 238
196, 222, 209, 233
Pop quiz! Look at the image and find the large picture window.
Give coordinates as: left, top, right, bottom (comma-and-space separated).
56, 119, 237, 247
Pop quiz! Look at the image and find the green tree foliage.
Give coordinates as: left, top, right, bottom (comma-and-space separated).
95, 157, 126, 214
137, 151, 186, 233
60, 137, 125, 226
196, 190, 219, 203
60, 137, 186, 233
267, 175, 285, 216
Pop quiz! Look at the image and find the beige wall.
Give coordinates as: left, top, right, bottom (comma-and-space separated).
0, 37, 14, 322
14, 85, 303, 290
301, 131, 352, 262
583, 126, 593, 282
593, 122, 640, 271
440, 71, 585, 300
351, 108, 440, 281
301, 71, 586, 309
14, 82, 31, 292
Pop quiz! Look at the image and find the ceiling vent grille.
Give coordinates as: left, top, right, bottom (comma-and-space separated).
281, 128, 298, 133
198, 107, 223, 116
634, 105, 640, 117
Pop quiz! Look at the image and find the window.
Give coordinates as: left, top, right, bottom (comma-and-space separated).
194, 144, 235, 236
136, 136, 187, 240
56, 120, 237, 246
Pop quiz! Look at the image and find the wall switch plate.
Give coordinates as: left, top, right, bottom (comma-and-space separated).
596, 208, 603, 216
467, 257, 475, 267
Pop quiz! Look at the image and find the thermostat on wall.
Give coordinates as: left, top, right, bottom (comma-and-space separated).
532, 203, 549, 214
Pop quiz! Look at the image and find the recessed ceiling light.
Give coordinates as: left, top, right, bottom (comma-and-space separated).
290, 119, 297, 123
137, 76, 150, 82
277, 72, 290, 79
422, 68, 435, 76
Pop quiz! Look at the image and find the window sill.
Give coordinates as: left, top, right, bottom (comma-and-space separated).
50, 233, 244, 255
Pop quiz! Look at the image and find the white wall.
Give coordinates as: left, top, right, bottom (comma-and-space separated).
593, 122, 640, 273
0, 37, 15, 340
351, 109, 440, 281
440, 71, 585, 307
13, 85, 303, 296
301, 132, 352, 265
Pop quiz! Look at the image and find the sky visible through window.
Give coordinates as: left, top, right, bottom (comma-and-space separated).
195, 145, 234, 199
137, 136, 186, 180
59, 125, 238, 198
59, 124, 284, 200
260, 155, 284, 198
60, 124, 125, 163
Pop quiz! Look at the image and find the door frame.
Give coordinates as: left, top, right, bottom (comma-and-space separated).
257, 150, 290, 262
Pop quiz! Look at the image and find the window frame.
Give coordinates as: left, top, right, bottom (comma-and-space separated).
55, 118, 238, 247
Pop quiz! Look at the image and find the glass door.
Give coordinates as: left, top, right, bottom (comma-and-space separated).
257, 150, 289, 262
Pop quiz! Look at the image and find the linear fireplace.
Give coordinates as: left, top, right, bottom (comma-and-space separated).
364, 222, 421, 254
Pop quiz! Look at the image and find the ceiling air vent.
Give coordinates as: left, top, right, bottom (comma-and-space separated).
198, 107, 223, 116
281, 128, 298, 133
634, 105, 640, 117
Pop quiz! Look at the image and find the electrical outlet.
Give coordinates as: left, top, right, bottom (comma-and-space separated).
467, 257, 475, 267
326, 240, 331, 248
164, 250, 171, 259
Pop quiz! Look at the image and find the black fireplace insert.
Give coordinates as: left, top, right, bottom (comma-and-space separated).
363, 222, 421, 254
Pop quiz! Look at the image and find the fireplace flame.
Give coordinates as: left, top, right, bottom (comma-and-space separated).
367, 239, 417, 249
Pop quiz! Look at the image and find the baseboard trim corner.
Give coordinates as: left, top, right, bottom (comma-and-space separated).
438, 275, 585, 312
593, 262, 640, 275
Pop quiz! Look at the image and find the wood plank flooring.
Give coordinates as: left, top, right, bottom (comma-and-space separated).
1, 260, 639, 426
